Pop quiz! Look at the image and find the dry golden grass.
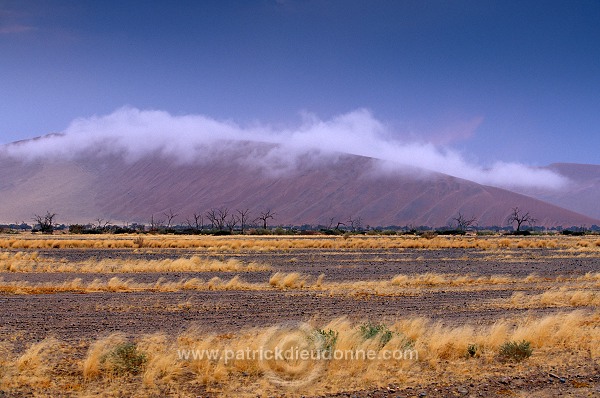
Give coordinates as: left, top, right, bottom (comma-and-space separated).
390, 273, 516, 286
0, 251, 40, 271
132, 310, 600, 395
321, 271, 599, 298
508, 288, 600, 308
138, 333, 186, 387
269, 271, 309, 288
0, 337, 77, 391
2, 233, 600, 251
0, 252, 269, 273
82, 333, 128, 380
1, 271, 598, 296
0, 275, 262, 294
0, 311, 597, 396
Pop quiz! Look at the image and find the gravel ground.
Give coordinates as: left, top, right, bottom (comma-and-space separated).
1, 247, 598, 344
0, 246, 598, 397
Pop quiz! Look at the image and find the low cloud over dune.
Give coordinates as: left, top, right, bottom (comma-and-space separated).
4, 107, 567, 190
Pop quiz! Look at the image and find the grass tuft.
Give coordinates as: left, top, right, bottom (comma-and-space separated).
466, 343, 479, 358
498, 340, 533, 362
314, 329, 339, 353
101, 342, 147, 376
360, 323, 394, 346
268, 272, 308, 289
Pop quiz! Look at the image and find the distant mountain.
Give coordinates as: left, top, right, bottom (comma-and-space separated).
0, 147, 597, 228
515, 163, 600, 222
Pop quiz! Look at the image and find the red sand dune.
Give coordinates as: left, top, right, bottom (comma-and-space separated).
515, 163, 600, 221
1, 150, 597, 228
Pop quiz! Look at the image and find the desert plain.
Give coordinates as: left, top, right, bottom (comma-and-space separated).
0, 234, 598, 397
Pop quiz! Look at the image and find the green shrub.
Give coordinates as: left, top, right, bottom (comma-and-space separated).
102, 342, 147, 376
466, 343, 479, 358
249, 228, 272, 235
273, 227, 286, 235
314, 329, 338, 353
69, 224, 84, 234
360, 323, 393, 346
498, 340, 532, 362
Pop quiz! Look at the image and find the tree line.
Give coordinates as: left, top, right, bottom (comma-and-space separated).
10, 207, 594, 235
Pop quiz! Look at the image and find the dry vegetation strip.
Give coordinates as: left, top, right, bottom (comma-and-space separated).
1, 271, 598, 296
1, 234, 600, 251
0, 275, 257, 294
0, 252, 269, 273
0, 311, 597, 397
506, 289, 600, 308
266, 270, 600, 288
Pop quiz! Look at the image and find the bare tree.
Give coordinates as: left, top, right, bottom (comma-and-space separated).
149, 214, 165, 231
451, 212, 477, 231
206, 208, 229, 230
236, 208, 251, 234
347, 216, 363, 232
217, 208, 229, 230
163, 209, 178, 229
186, 212, 203, 232
507, 207, 537, 232
94, 218, 111, 231
33, 211, 57, 234
326, 217, 335, 230
205, 209, 218, 230
225, 214, 239, 233
257, 209, 276, 230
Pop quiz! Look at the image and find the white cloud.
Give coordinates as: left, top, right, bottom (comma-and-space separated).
2, 106, 568, 189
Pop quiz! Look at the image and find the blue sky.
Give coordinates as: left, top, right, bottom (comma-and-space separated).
1, 0, 599, 166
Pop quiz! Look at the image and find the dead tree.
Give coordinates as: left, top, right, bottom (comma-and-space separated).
225, 214, 239, 233
217, 208, 229, 230
507, 207, 537, 232
326, 217, 335, 230
94, 218, 111, 232
236, 209, 251, 234
186, 212, 203, 232
206, 208, 228, 231
205, 209, 218, 230
347, 216, 363, 232
33, 211, 57, 234
451, 212, 477, 231
257, 209, 276, 230
163, 209, 178, 229
149, 214, 165, 231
